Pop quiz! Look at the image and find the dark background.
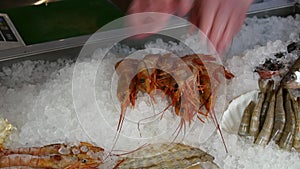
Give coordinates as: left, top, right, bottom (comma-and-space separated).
0, 0, 126, 44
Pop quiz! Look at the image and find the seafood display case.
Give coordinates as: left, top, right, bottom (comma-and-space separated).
0, 0, 299, 168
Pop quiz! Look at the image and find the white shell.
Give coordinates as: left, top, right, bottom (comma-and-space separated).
221, 90, 259, 134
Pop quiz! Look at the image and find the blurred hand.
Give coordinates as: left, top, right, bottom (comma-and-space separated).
127, 0, 253, 54
189, 0, 253, 54
127, 0, 193, 38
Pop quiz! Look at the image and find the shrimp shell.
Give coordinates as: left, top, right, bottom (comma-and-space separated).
255, 91, 275, 145
271, 87, 286, 143
0, 142, 104, 169
0, 154, 102, 169
143, 54, 161, 97
249, 91, 265, 138
0, 154, 71, 168
114, 143, 219, 169
293, 98, 300, 152
259, 80, 274, 129
238, 101, 255, 136
249, 80, 273, 138
1, 142, 104, 157
279, 89, 296, 150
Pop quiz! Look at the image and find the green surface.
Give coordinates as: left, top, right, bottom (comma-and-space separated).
0, 0, 124, 45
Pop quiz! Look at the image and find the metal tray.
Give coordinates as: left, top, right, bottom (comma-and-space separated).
0, 2, 299, 67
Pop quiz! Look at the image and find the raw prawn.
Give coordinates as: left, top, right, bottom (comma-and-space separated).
113, 143, 219, 169
279, 89, 296, 150
0, 142, 104, 169
271, 87, 286, 143
114, 53, 234, 151
238, 101, 255, 136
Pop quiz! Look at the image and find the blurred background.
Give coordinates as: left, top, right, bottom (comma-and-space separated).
0, 0, 297, 45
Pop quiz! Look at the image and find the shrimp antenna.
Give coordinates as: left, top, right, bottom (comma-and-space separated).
137, 100, 172, 137
171, 118, 186, 143
211, 108, 228, 153
203, 92, 228, 153
110, 143, 149, 169
105, 106, 127, 161
110, 143, 149, 156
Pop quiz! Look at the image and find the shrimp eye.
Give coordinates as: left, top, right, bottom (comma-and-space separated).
290, 73, 297, 80
81, 159, 87, 163
174, 83, 179, 89
139, 79, 145, 83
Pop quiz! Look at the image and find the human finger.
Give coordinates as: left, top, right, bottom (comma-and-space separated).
208, 0, 233, 53
216, 0, 253, 53
127, 0, 177, 38
190, 0, 220, 38
176, 0, 194, 17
